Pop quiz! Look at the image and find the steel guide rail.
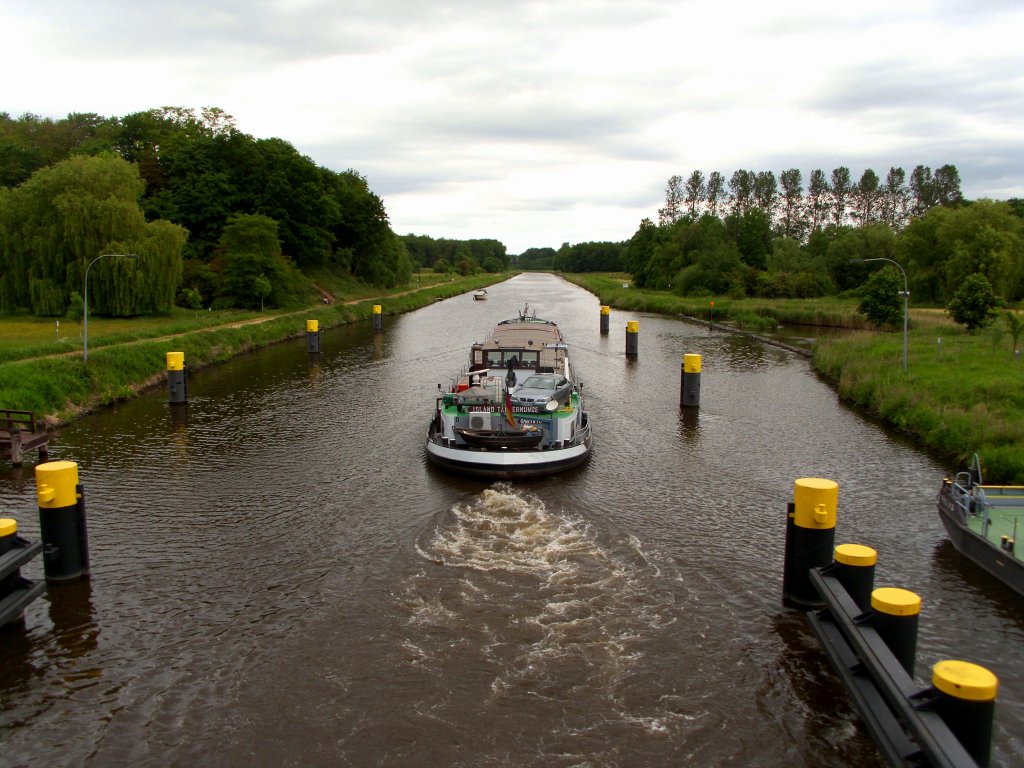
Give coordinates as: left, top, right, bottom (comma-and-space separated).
807, 568, 979, 768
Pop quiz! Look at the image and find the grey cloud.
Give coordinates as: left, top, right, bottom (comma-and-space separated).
12, 0, 678, 64
811, 59, 1024, 117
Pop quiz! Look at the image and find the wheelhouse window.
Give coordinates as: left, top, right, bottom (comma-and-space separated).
519, 351, 539, 368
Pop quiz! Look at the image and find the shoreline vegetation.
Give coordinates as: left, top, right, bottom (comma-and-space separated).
563, 272, 1024, 484
3, 269, 1022, 483
0, 272, 510, 428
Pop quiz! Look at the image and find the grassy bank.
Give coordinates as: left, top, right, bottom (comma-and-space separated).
0, 273, 510, 425
814, 323, 1024, 483
564, 272, 1024, 483
562, 273, 871, 331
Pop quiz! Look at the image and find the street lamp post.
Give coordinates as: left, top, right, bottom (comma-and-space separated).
851, 257, 909, 372
84, 253, 136, 362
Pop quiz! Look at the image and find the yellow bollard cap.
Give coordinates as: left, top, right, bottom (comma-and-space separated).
166, 351, 185, 371
626, 321, 639, 333
307, 319, 319, 333
871, 587, 921, 616
601, 305, 610, 315
932, 660, 998, 701
0, 518, 16, 537
793, 478, 838, 529
373, 304, 382, 314
835, 543, 877, 567
35, 460, 79, 509
683, 353, 702, 373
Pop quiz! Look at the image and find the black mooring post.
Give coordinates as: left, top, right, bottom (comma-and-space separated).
829, 543, 876, 612
871, 587, 920, 677
306, 319, 320, 353
782, 477, 838, 609
681, 353, 701, 408
931, 660, 998, 768
625, 321, 638, 358
166, 351, 188, 404
35, 461, 90, 583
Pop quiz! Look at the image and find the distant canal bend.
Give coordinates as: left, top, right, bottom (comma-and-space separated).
1, 273, 1021, 767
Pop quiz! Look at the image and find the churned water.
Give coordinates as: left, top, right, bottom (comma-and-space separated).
1, 273, 1021, 767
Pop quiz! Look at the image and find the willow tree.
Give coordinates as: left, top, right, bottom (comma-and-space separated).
2, 153, 185, 315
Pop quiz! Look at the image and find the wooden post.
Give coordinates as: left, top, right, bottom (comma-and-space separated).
9, 429, 23, 467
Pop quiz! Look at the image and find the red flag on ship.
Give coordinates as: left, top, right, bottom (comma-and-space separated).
504, 390, 517, 429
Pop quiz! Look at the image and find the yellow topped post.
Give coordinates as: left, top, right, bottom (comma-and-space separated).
793, 478, 838, 530
166, 351, 187, 403
832, 543, 877, 611
681, 353, 702, 408
599, 305, 610, 335
871, 586, 921, 675
783, 478, 839, 608
932, 660, 998, 766
834, 543, 877, 567
0, 516, 17, 560
306, 318, 320, 353
625, 321, 639, 358
871, 587, 921, 616
933, 660, 998, 702
35, 460, 89, 582
36, 460, 79, 509
372, 304, 383, 332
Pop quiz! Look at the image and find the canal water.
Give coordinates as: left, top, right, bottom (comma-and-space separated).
1, 273, 1021, 767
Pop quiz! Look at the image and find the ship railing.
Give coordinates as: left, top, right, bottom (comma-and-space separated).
942, 477, 984, 530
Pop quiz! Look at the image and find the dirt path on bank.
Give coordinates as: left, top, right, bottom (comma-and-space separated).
10, 283, 450, 366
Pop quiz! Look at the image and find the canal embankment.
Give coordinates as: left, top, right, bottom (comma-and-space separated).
0, 273, 509, 429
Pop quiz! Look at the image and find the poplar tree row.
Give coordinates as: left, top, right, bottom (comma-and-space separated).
658, 165, 963, 238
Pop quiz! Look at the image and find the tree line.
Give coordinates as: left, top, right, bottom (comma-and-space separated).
400, 234, 510, 275
622, 165, 1024, 307
4, 108, 1022, 316
0, 108, 423, 315
515, 242, 625, 272
658, 166, 964, 237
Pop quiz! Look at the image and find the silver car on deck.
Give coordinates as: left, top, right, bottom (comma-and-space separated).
511, 374, 573, 410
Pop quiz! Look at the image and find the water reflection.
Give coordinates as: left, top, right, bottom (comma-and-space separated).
46, 579, 98, 661
767, 612, 882, 767
678, 406, 702, 447
929, 540, 1024, 625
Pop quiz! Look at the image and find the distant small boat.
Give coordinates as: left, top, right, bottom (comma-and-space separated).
937, 454, 1023, 597
474, 289, 488, 300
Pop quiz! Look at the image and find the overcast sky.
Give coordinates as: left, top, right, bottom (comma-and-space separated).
4, 0, 1022, 254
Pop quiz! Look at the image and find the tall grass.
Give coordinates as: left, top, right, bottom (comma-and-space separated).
814, 322, 1024, 483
